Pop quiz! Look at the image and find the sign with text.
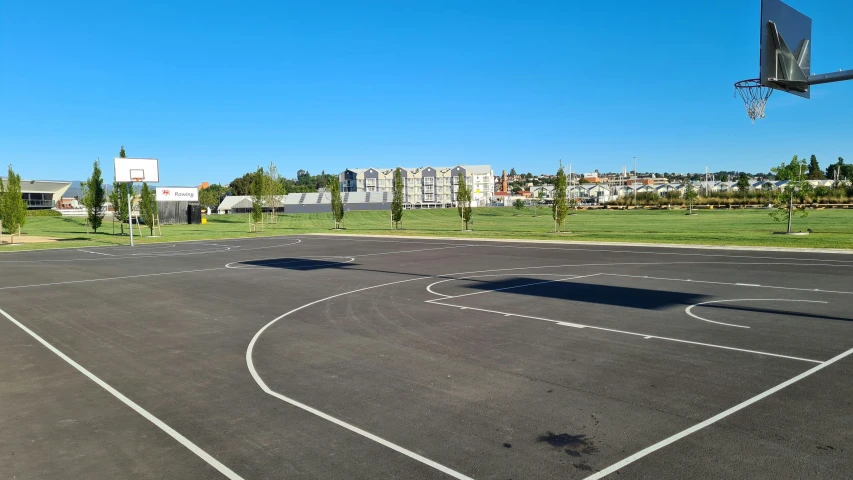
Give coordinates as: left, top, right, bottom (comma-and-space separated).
156, 187, 198, 202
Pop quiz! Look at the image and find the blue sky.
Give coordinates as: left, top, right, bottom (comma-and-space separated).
1, 0, 851, 185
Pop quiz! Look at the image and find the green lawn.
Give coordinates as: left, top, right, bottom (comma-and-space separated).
3, 207, 853, 252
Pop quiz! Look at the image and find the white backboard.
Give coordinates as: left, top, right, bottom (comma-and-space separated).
114, 157, 159, 183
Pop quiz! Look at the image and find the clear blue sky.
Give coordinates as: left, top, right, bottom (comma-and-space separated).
1, 0, 851, 185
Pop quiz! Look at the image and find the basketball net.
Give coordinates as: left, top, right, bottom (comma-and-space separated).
734, 79, 773, 123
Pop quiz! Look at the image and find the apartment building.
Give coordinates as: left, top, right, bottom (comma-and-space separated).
339, 165, 494, 207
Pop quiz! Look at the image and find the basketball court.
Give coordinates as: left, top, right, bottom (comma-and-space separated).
1, 235, 851, 479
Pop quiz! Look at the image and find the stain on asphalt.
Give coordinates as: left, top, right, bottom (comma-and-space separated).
573, 462, 594, 471
503, 443, 512, 448
537, 431, 600, 459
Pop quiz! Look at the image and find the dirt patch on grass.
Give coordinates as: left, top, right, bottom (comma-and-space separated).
0, 235, 62, 245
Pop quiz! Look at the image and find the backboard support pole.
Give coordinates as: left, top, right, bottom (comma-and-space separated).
128, 184, 134, 247
807, 69, 853, 85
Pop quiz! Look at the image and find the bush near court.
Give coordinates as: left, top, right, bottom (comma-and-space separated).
607, 187, 853, 208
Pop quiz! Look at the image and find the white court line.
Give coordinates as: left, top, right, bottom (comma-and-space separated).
601, 273, 853, 296
425, 274, 600, 301
78, 249, 116, 256
246, 276, 474, 480
583, 345, 853, 480
0, 238, 302, 263
426, 301, 822, 364
684, 299, 829, 329
0, 307, 244, 480
0, 267, 227, 291
306, 234, 853, 261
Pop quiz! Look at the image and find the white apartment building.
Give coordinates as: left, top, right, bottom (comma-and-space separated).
339, 165, 494, 207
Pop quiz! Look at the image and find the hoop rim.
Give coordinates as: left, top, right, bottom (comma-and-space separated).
734, 78, 765, 88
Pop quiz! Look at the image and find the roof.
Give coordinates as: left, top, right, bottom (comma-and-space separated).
1, 178, 72, 196
217, 195, 251, 210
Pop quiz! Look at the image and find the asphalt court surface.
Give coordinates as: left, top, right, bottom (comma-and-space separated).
1, 235, 851, 479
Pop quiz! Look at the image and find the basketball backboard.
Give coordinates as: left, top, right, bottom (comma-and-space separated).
114, 157, 159, 183
760, 0, 812, 98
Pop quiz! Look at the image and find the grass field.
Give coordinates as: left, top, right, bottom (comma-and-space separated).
2, 207, 852, 252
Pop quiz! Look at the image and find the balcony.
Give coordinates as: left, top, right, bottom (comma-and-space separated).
26, 199, 55, 208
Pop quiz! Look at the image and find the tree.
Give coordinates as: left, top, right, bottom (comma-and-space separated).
119, 145, 127, 158
0, 165, 27, 242
771, 155, 806, 181
513, 198, 525, 213
109, 182, 132, 235
684, 182, 698, 214
720, 172, 730, 182
509, 168, 517, 177
264, 161, 286, 223
391, 167, 404, 229
736, 173, 751, 205
552, 165, 568, 232
229, 172, 255, 196
806, 154, 825, 180
826, 157, 852, 182
138, 182, 157, 236
769, 156, 810, 233
199, 184, 228, 213
329, 176, 344, 229
82, 160, 106, 232
249, 167, 264, 224
535, 189, 547, 217
456, 173, 472, 230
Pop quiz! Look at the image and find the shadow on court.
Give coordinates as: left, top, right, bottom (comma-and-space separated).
458, 276, 710, 310
232, 257, 356, 270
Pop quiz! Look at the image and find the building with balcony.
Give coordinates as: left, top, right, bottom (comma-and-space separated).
339, 165, 494, 208
0, 178, 71, 210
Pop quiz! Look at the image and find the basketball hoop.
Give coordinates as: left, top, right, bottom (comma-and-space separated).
734, 79, 773, 123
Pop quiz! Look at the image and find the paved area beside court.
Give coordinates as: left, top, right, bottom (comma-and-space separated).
1, 235, 851, 479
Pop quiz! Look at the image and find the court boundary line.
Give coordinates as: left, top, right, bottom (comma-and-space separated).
684, 299, 830, 328
0, 307, 245, 480
583, 345, 853, 479
303, 233, 853, 257
426, 300, 822, 364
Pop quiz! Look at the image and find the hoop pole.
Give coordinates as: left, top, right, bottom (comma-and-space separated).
128, 182, 134, 247
807, 69, 853, 86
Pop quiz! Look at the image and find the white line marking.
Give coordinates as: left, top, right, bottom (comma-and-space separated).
557, 322, 585, 328
426, 274, 600, 301
601, 273, 853, 296
426, 301, 822, 363
0, 239, 303, 263
77, 249, 116, 256
583, 346, 853, 480
246, 276, 473, 480
0, 267, 227, 291
354, 245, 472, 257
0, 307, 244, 480
306, 234, 853, 260
685, 299, 829, 329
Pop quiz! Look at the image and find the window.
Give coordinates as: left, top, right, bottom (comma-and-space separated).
365, 178, 377, 191
423, 177, 434, 186
424, 193, 434, 202
424, 184, 434, 194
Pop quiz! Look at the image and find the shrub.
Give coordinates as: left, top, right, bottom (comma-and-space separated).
26, 209, 61, 217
